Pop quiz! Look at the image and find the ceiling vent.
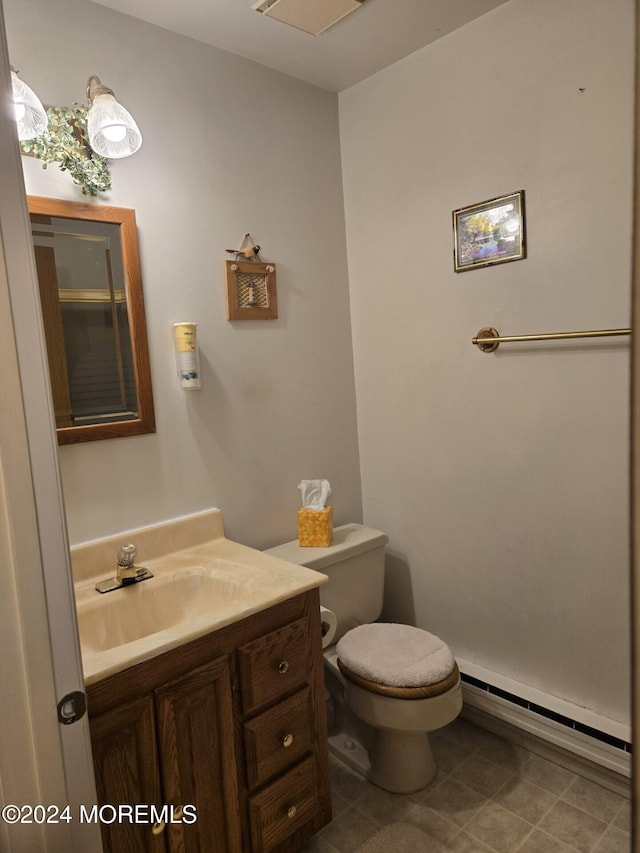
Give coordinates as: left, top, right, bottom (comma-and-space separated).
251, 0, 364, 36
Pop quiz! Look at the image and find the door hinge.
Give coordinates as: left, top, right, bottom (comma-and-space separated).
57, 690, 87, 725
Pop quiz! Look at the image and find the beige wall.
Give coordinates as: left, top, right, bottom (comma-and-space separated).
339, 0, 634, 729
5, 0, 362, 550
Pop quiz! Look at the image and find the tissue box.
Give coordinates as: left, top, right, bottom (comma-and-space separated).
298, 505, 333, 547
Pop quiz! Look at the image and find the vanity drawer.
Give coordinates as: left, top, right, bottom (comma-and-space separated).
243, 687, 314, 789
247, 755, 319, 853
237, 617, 311, 713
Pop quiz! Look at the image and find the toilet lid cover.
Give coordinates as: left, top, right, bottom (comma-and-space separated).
336, 623, 456, 688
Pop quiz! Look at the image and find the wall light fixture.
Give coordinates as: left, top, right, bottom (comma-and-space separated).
85, 75, 142, 159
10, 67, 142, 160
11, 68, 143, 195
10, 66, 48, 140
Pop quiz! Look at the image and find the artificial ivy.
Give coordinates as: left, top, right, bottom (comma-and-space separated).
19, 104, 111, 197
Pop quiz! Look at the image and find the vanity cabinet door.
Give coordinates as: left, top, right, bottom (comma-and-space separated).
90, 695, 166, 853
155, 655, 242, 853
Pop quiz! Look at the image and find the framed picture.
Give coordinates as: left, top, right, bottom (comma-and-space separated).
453, 190, 526, 272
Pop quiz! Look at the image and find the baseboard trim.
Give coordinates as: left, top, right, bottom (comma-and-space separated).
461, 682, 631, 798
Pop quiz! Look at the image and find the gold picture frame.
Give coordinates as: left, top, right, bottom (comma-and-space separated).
453, 190, 526, 272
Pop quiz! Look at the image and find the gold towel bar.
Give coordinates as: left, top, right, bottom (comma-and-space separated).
472, 326, 631, 353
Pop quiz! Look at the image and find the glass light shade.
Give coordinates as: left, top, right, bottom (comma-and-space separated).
11, 70, 48, 140
87, 93, 142, 159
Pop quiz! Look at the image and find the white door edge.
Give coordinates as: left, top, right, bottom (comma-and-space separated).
0, 5, 102, 850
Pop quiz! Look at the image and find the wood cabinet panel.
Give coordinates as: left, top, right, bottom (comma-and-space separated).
155, 656, 242, 853
90, 695, 165, 853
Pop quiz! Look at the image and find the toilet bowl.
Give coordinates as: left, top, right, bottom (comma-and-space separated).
265, 523, 462, 793
334, 622, 462, 792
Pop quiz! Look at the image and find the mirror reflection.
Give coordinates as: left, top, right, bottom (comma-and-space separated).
28, 196, 155, 444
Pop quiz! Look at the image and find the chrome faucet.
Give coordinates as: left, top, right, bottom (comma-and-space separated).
95, 543, 154, 594
116, 544, 140, 583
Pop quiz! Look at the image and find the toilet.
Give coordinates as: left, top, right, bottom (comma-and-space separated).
265, 523, 462, 793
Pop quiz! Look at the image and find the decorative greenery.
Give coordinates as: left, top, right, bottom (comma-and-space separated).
19, 104, 111, 196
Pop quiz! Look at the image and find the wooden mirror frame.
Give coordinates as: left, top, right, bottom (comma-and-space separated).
28, 196, 156, 445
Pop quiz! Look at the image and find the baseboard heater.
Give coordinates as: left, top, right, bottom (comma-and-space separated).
458, 670, 631, 796
460, 673, 631, 753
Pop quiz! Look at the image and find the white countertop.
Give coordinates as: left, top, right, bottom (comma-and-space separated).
73, 510, 326, 685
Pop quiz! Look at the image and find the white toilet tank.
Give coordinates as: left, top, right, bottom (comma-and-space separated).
265, 523, 388, 643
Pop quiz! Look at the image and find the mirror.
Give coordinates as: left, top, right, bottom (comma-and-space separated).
27, 196, 155, 445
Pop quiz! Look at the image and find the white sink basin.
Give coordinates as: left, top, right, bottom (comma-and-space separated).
72, 510, 327, 685
77, 567, 251, 653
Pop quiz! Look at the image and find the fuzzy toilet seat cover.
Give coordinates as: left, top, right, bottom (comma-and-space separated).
336, 623, 456, 688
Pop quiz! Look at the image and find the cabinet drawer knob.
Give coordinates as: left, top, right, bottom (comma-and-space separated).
173, 805, 184, 820
278, 661, 290, 675
282, 734, 294, 748
287, 805, 297, 820
151, 820, 166, 836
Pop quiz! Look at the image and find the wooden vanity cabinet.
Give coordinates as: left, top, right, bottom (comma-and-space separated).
89, 655, 240, 853
90, 694, 166, 853
86, 588, 332, 853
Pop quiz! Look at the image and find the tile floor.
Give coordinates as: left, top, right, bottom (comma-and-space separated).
302, 718, 631, 853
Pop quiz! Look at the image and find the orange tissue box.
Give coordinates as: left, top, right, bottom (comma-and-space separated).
298, 505, 333, 547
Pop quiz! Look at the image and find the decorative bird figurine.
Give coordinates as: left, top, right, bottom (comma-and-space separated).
226, 245, 261, 259
226, 233, 261, 260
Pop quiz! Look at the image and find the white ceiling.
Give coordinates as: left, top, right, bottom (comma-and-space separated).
87, 0, 510, 92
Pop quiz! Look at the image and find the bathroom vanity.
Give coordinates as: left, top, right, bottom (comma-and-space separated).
73, 511, 332, 853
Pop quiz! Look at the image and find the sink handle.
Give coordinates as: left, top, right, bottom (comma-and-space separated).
117, 544, 137, 567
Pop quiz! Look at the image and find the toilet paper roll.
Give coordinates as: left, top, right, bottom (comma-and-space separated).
320, 606, 337, 649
